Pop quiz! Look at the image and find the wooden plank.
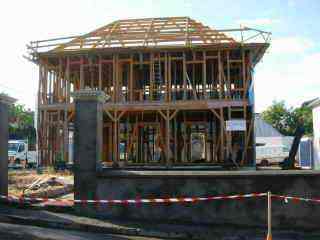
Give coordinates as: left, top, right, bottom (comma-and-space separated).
104, 109, 116, 122
66, 57, 70, 103
210, 108, 221, 120
150, 53, 154, 101
174, 117, 178, 163
63, 109, 68, 162
218, 50, 222, 99
242, 117, 253, 166
67, 110, 75, 122
168, 53, 172, 102
169, 109, 179, 120
227, 50, 231, 99
129, 55, 133, 102
39, 99, 247, 111
242, 48, 246, 99
164, 52, 168, 102
157, 110, 167, 120
80, 56, 84, 89
226, 107, 231, 158
113, 111, 118, 164
166, 110, 171, 166
98, 55, 102, 90
183, 52, 187, 100
203, 51, 207, 99
243, 50, 252, 99
220, 107, 225, 162
112, 54, 117, 102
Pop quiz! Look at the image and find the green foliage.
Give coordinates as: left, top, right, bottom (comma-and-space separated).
261, 100, 313, 136
9, 103, 36, 145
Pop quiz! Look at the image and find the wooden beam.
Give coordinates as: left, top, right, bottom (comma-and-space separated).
210, 108, 221, 120
157, 110, 167, 120
203, 51, 207, 99
117, 110, 127, 121
67, 110, 75, 122
63, 108, 68, 162
227, 50, 231, 99
220, 107, 225, 162
242, 48, 246, 99
112, 54, 117, 102
113, 111, 118, 164
39, 99, 247, 111
218, 50, 222, 99
66, 57, 70, 103
164, 52, 168, 102
98, 55, 102, 90
104, 109, 116, 122
129, 55, 134, 102
168, 53, 172, 102
150, 53, 154, 101
183, 52, 187, 100
169, 109, 179, 120
242, 117, 253, 166
166, 109, 171, 166
80, 56, 84, 89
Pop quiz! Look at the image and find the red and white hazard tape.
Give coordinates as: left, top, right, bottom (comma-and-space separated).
272, 194, 320, 204
0, 192, 267, 205
3, 193, 320, 206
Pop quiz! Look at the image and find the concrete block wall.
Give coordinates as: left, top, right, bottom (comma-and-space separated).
78, 170, 320, 230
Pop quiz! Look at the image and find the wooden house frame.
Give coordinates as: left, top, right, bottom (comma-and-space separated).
27, 17, 270, 167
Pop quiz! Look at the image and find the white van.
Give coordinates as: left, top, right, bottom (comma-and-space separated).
8, 140, 37, 168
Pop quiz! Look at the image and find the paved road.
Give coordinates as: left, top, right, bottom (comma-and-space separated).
0, 205, 319, 240
0, 222, 166, 240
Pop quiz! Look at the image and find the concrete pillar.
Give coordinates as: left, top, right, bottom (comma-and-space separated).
72, 90, 107, 201
0, 94, 16, 196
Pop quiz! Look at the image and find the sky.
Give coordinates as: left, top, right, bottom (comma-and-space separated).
0, 0, 319, 112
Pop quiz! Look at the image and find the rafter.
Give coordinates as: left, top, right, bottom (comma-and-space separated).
51, 17, 236, 52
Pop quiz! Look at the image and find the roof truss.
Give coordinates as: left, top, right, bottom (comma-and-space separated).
54, 17, 236, 51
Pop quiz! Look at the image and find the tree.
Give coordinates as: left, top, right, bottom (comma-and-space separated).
1, 92, 36, 144
292, 105, 313, 136
9, 103, 36, 146
261, 100, 313, 136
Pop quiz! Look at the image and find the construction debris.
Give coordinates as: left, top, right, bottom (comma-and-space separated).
8, 170, 73, 199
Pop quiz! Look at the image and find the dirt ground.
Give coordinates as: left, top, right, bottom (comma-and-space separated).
8, 169, 74, 198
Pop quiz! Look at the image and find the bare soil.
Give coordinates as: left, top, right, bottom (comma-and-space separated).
8, 169, 73, 198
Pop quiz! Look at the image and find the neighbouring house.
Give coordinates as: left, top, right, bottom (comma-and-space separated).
308, 98, 320, 169
255, 114, 293, 165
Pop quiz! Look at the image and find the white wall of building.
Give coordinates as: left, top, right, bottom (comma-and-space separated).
313, 105, 320, 169
256, 136, 293, 164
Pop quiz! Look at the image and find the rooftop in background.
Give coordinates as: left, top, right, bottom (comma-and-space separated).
26, 16, 271, 62
255, 114, 283, 138
307, 98, 320, 109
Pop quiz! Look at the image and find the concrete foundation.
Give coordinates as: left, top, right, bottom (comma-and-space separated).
78, 170, 320, 230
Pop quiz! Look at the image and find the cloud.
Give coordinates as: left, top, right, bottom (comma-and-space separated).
236, 18, 280, 27
271, 37, 314, 54
255, 52, 320, 112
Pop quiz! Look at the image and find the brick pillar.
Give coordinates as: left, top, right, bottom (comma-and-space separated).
0, 94, 16, 196
72, 90, 106, 201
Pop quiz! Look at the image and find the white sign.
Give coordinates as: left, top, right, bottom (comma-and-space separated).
225, 120, 246, 131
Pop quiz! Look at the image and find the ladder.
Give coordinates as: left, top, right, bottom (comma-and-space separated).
153, 56, 163, 100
